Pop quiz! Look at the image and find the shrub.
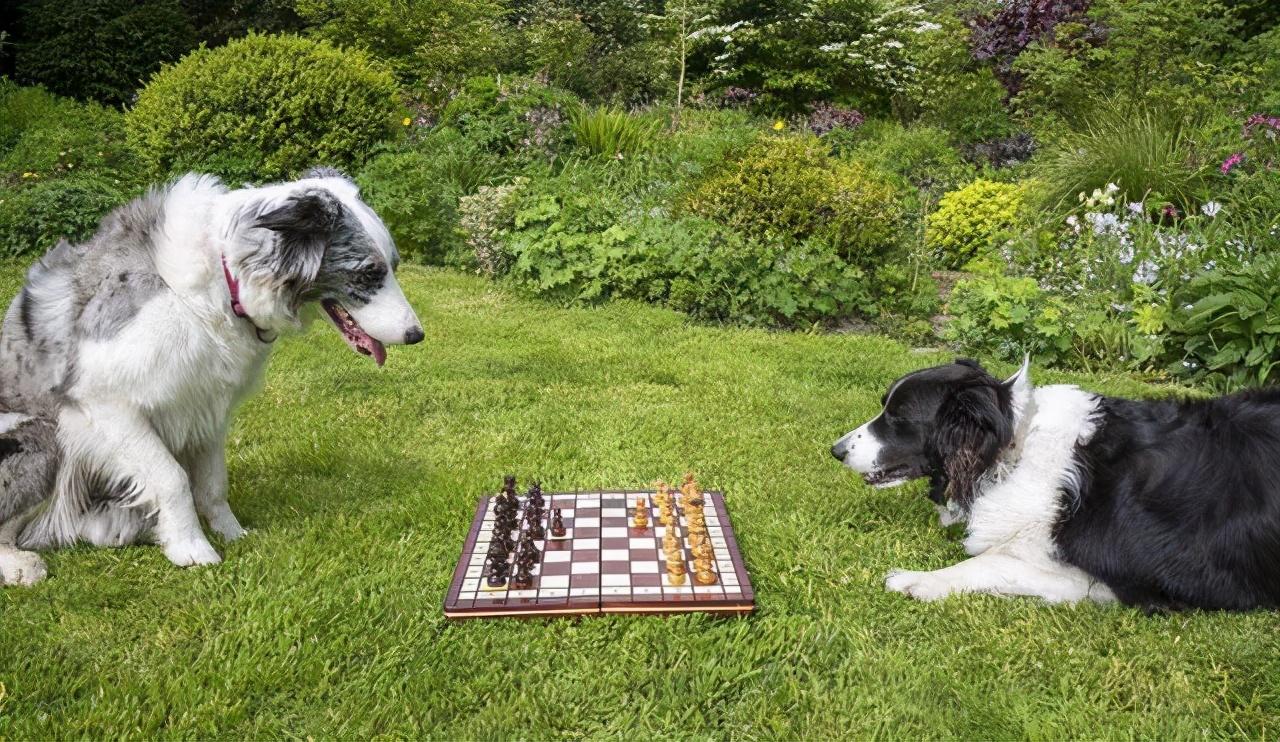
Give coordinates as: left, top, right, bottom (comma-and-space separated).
927, 179, 1027, 268
0, 83, 140, 185
806, 103, 864, 136
459, 179, 526, 276
1033, 103, 1211, 215
0, 174, 134, 257
15, 0, 197, 105
570, 107, 657, 158
1165, 254, 1280, 390
904, 12, 1014, 145
437, 76, 580, 161
843, 123, 976, 196
126, 33, 399, 182
944, 274, 1077, 365
685, 135, 905, 263
356, 131, 500, 265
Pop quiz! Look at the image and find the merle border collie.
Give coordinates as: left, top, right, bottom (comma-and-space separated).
0, 169, 423, 585
831, 357, 1280, 611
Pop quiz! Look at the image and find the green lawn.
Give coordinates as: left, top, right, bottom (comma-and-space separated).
1, 265, 1277, 739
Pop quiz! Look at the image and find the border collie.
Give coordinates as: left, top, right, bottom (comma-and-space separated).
831, 358, 1280, 611
0, 169, 422, 585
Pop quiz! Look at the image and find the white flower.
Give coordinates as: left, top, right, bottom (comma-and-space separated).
1201, 201, 1222, 217
884, 40, 904, 49
914, 21, 942, 32
1133, 259, 1159, 285
1127, 202, 1144, 214
1105, 182, 1120, 194
1118, 243, 1134, 265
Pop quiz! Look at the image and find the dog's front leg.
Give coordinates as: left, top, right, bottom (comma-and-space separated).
185, 439, 247, 542
63, 404, 220, 567
885, 551, 1114, 604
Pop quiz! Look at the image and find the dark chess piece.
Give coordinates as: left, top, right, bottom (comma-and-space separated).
493, 525, 515, 551
527, 481, 545, 509
550, 508, 566, 537
503, 474, 517, 496
511, 563, 533, 590
486, 554, 510, 587
487, 537, 509, 559
527, 516, 546, 541
517, 534, 541, 565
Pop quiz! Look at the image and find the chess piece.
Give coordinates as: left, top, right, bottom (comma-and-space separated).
692, 540, 713, 560
693, 555, 714, 572
550, 508, 566, 537
688, 530, 707, 548
693, 566, 717, 585
663, 529, 679, 552
527, 481, 545, 509
667, 558, 687, 585
655, 480, 669, 506
686, 497, 705, 513
526, 516, 546, 540
511, 563, 533, 590
503, 474, 517, 495
633, 497, 649, 528
518, 534, 540, 564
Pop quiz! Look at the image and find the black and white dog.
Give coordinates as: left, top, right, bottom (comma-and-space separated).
0, 170, 423, 585
832, 358, 1280, 611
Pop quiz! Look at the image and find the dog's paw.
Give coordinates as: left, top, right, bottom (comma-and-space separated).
0, 550, 48, 586
163, 538, 222, 567
885, 569, 952, 602
209, 516, 249, 542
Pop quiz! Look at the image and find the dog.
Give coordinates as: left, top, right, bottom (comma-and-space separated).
831, 357, 1280, 611
0, 169, 423, 585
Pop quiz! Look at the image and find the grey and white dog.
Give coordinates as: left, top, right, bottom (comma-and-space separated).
0, 170, 423, 585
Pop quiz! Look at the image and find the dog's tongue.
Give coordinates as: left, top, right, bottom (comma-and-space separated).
323, 300, 387, 367
352, 333, 387, 367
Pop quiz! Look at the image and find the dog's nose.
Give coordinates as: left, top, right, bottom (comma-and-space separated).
831, 443, 847, 461
404, 326, 425, 345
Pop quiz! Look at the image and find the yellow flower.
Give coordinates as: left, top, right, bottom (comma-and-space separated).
772, 120, 785, 131
402, 116, 412, 126
21, 172, 33, 178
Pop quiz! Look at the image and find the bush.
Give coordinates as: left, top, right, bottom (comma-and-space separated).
459, 179, 526, 276
570, 107, 657, 158
1165, 254, 1280, 390
685, 135, 905, 263
15, 0, 197, 106
944, 273, 1077, 365
904, 12, 1014, 145
356, 131, 500, 265
126, 33, 399, 182
843, 122, 976, 196
0, 174, 134, 257
0, 83, 140, 185
437, 76, 580, 162
927, 179, 1027, 268
1033, 103, 1212, 215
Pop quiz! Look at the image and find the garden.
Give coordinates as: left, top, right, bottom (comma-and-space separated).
1, 0, 1280, 736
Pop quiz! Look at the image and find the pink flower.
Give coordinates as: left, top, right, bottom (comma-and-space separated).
1221, 152, 1245, 173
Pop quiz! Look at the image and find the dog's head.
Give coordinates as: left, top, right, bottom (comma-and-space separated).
230, 169, 422, 365
830, 358, 1032, 508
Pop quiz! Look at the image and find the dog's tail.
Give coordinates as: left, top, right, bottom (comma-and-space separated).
0, 411, 57, 586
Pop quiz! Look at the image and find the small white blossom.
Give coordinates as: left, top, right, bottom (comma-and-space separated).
1201, 201, 1222, 217
1127, 202, 1144, 214
1133, 260, 1159, 285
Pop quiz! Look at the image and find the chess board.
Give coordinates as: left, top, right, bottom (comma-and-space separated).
443, 490, 755, 619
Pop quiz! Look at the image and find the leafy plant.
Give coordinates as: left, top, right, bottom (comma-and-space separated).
842, 122, 975, 196
944, 273, 1077, 365
436, 76, 580, 161
126, 33, 399, 182
1166, 254, 1280, 389
570, 107, 657, 158
0, 82, 140, 184
927, 179, 1027, 268
0, 174, 135, 257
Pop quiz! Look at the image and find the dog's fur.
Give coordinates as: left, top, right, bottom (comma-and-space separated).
0, 171, 422, 585
832, 358, 1280, 611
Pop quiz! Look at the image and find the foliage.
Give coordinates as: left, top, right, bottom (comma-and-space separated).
903, 11, 1013, 145
436, 76, 580, 162
459, 178, 527, 276
685, 135, 905, 263
1165, 254, 1280, 390
126, 33, 399, 182
806, 103, 864, 136
0, 82, 140, 184
294, 0, 504, 100
355, 131, 499, 265
0, 174, 134, 257
569, 107, 657, 158
927, 179, 1027, 268
842, 122, 975, 196
14, 0, 197, 106
1032, 103, 1211, 215
945, 273, 1077, 365
968, 0, 1095, 98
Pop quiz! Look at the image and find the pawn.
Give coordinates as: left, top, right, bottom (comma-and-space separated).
511, 563, 533, 590
667, 558, 687, 585
526, 516, 546, 541
633, 497, 650, 528
486, 569, 508, 589
692, 540, 713, 561
693, 567, 717, 585
550, 509, 567, 537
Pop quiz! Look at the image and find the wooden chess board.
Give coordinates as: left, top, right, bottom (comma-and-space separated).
443, 490, 755, 619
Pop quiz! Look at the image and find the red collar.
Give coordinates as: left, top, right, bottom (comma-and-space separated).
221, 255, 276, 343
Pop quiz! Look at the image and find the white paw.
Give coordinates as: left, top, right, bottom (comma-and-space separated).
0, 550, 48, 586
163, 538, 222, 567
885, 569, 952, 602
209, 516, 249, 542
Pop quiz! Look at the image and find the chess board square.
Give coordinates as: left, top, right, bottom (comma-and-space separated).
601, 548, 629, 561
627, 536, 651, 549
627, 526, 652, 538
634, 586, 662, 596
570, 561, 599, 574
631, 560, 659, 574
544, 551, 572, 563
574, 516, 600, 528
545, 537, 573, 550
573, 548, 600, 562
632, 573, 661, 587
508, 589, 536, 599
571, 575, 598, 589
601, 517, 627, 528
602, 586, 631, 596
540, 561, 571, 576
600, 498, 625, 508
574, 538, 600, 550
465, 566, 482, 578
601, 574, 630, 587
573, 507, 600, 517
629, 548, 657, 562
462, 578, 479, 590
601, 560, 630, 574
574, 527, 601, 538
601, 506, 627, 517
601, 537, 629, 549
601, 526, 627, 538
569, 586, 599, 597
539, 575, 569, 589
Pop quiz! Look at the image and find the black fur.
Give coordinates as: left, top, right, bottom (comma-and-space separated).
1053, 388, 1280, 611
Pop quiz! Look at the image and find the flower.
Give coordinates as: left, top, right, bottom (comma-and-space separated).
772, 120, 785, 131
1201, 201, 1222, 218
1133, 259, 1159, 286
402, 117, 412, 126
1221, 152, 1245, 173
1127, 202, 1144, 214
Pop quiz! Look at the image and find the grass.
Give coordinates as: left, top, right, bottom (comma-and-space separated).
0, 265, 1277, 739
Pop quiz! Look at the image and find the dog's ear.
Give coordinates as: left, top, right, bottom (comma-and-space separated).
929, 382, 1013, 508
251, 188, 344, 290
